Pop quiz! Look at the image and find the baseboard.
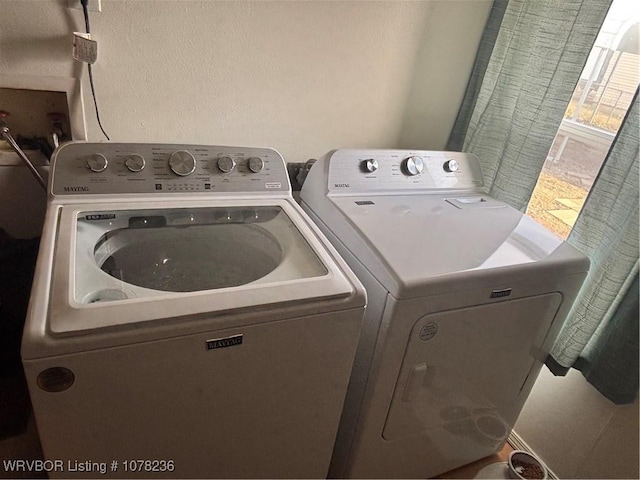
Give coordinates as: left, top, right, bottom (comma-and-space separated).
508, 430, 559, 480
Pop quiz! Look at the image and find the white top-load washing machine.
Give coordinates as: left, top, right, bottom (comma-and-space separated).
300, 149, 589, 479
22, 142, 366, 479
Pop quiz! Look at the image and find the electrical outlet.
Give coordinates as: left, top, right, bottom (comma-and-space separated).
67, 0, 102, 13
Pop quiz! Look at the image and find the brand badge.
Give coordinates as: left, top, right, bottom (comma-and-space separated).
85, 214, 116, 221
490, 288, 512, 298
206, 334, 243, 350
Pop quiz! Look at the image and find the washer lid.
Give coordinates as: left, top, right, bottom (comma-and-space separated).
44, 200, 360, 335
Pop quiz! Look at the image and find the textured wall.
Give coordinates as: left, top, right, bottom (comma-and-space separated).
0, 0, 491, 161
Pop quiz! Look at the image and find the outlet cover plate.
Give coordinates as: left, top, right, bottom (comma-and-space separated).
67, 0, 102, 13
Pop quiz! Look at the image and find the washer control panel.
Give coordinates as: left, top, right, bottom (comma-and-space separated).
327, 149, 484, 194
51, 143, 290, 196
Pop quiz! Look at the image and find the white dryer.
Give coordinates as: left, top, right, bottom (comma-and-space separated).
22, 142, 366, 479
300, 149, 589, 479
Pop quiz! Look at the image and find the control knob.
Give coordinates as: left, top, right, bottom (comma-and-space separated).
361, 158, 379, 173
444, 159, 459, 173
402, 156, 424, 176
217, 156, 236, 174
169, 150, 196, 176
87, 153, 108, 173
125, 154, 145, 172
248, 157, 264, 173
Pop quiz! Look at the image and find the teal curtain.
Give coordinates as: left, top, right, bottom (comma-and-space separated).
447, 0, 611, 211
548, 90, 639, 404
448, 0, 640, 404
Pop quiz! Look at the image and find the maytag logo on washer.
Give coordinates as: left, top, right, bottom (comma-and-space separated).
64, 186, 89, 192
334, 183, 350, 188
206, 334, 243, 351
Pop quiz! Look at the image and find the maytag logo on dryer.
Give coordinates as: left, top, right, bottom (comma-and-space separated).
334, 183, 350, 188
206, 334, 243, 351
64, 186, 89, 192
490, 288, 512, 298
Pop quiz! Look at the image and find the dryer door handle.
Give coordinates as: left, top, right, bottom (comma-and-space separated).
401, 363, 435, 402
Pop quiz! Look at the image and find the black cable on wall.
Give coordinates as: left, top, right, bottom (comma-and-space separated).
81, 0, 110, 141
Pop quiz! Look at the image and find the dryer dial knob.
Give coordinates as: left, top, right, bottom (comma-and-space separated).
402, 156, 424, 176
169, 150, 196, 176
125, 154, 146, 172
361, 158, 379, 173
87, 153, 108, 173
248, 157, 264, 173
444, 159, 459, 173
217, 156, 236, 174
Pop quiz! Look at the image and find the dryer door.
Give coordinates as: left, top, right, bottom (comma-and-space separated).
382, 293, 562, 443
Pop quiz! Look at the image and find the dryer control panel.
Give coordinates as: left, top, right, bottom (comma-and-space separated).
326, 150, 484, 194
50, 143, 290, 196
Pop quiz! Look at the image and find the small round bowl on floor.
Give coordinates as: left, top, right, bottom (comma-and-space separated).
508, 450, 548, 480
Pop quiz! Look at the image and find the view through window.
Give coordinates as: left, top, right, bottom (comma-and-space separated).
526, 0, 639, 239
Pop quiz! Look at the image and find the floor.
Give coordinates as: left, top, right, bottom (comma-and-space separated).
437, 442, 514, 479
0, 399, 515, 480
0, 374, 43, 480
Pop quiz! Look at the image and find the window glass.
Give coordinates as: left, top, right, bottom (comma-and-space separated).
527, 0, 639, 239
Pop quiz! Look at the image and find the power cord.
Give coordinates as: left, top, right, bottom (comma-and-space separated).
81, 0, 110, 141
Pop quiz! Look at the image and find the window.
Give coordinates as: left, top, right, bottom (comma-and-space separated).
526, 0, 639, 239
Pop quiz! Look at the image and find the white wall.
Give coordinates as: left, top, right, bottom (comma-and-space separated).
0, 0, 491, 162
516, 368, 639, 479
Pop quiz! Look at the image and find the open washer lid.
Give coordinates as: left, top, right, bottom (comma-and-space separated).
45, 198, 359, 335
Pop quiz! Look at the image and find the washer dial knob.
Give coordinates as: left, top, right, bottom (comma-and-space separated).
125, 154, 146, 172
169, 150, 196, 176
402, 156, 424, 176
444, 159, 459, 173
87, 153, 108, 173
248, 157, 264, 173
217, 156, 236, 174
361, 158, 379, 173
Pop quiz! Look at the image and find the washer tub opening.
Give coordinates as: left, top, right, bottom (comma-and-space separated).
95, 223, 283, 292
